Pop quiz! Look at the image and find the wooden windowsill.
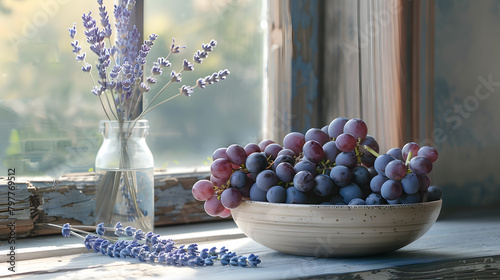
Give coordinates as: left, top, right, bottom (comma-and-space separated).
1, 209, 499, 279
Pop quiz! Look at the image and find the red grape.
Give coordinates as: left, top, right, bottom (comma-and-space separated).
210, 174, 228, 187
264, 143, 283, 160
335, 133, 356, 152
385, 160, 407, 181
328, 117, 348, 139
418, 146, 438, 163
212, 148, 227, 160
402, 142, 420, 161
210, 158, 233, 179
303, 140, 325, 163
305, 128, 330, 145
258, 139, 275, 152
192, 180, 215, 201
204, 196, 225, 216
283, 132, 305, 155
226, 144, 247, 165
218, 208, 231, 218
244, 143, 261, 156
409, 156, 432, 175
343, 118, 368, 142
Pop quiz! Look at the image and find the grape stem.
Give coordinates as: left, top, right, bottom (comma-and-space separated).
405, 151, 412, 165
363, 145, 380, 157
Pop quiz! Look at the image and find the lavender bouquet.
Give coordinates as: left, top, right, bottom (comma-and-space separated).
69, 0, 229, 231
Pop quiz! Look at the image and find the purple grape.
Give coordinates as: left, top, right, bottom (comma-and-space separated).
323, 141, 340, 163
226, 144, 247, 165
335, 152, 357, 169
272, 154, 295, 171
409, 156, 433, 175
365, 193, 386, 205
343, 118, 368, 142
370, 174, 388, 193
387, 147, 404, 161
276, 162, 295, 183
264, 143, 283, 160
387, 198, 401, 205
328, 117, 349, 139
402, 142, 420, 161
230, 170, 247, 189
277, 148, 296, 158
210, 158, 233, 179
418, 174, 430, 191
293, 170, 315, 192
339, 183, 363, 204
330, 165, 352, 187
249, 183, 267, 201
359, 136, 379, 167
374, 154, 395, 176
352, 166, 371, 186
303, 140, 325, 164
283, 132, 306, 156
255, 170, 279, 191
360, 153, 376, 168
368, 167, 377, 178
385, 160, 407, 181
313, 174, 337, 196
266, 185, 286, 203
329, 195, 345, 205
294, 160, 317, 176
238, 178, 253, 199
212, 148, 227, 160
418, 146, 439, 163
285, 186, 308, 204
244, 143, 261, 156
335, 133, 357, 152
400, 192, 420, 204
321, 125, 329, 134
380, 180, 403, 200
245, 152, 268, 174
427, 185, 442, 201
401, 173, 419, 194
305, 128, 330, 145
359, 135, 379, 154
220, 188, 242, 209
258, 139, 275, 152
348, 198, 366, 205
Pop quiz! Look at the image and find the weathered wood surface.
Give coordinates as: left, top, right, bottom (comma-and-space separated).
0, 171, 220, 239
1, 210, 499, 279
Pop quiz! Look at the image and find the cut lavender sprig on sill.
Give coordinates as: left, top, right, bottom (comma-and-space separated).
50, 222, 261, 268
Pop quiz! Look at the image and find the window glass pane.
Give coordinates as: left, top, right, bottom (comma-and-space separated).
0, 0, 266, 177
144, 0, 265, 170
0, 1, 114, 178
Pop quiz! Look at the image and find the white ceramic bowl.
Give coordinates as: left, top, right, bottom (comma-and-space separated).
231, 200, 442, 257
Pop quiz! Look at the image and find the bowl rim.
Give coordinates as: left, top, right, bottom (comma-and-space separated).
235, 199, 442, 210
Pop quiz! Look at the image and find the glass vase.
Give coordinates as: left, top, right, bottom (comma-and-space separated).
95, 120, 154, 233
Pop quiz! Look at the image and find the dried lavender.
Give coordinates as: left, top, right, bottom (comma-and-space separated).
69, 0, 230, 121
50, 223, 261, 268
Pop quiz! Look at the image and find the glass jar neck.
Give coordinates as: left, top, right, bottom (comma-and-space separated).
99, 120, 149, 139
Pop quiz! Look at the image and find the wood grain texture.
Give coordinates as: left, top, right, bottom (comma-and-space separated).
0, 172, 220, 239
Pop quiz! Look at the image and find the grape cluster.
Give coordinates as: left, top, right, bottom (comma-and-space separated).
192, 117, 443, 217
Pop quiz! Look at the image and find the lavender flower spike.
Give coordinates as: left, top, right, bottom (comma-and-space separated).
68, 23, 77, 39
170, 71, 182, 83
181, 85, 193, 97
61, 223, 71, 237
